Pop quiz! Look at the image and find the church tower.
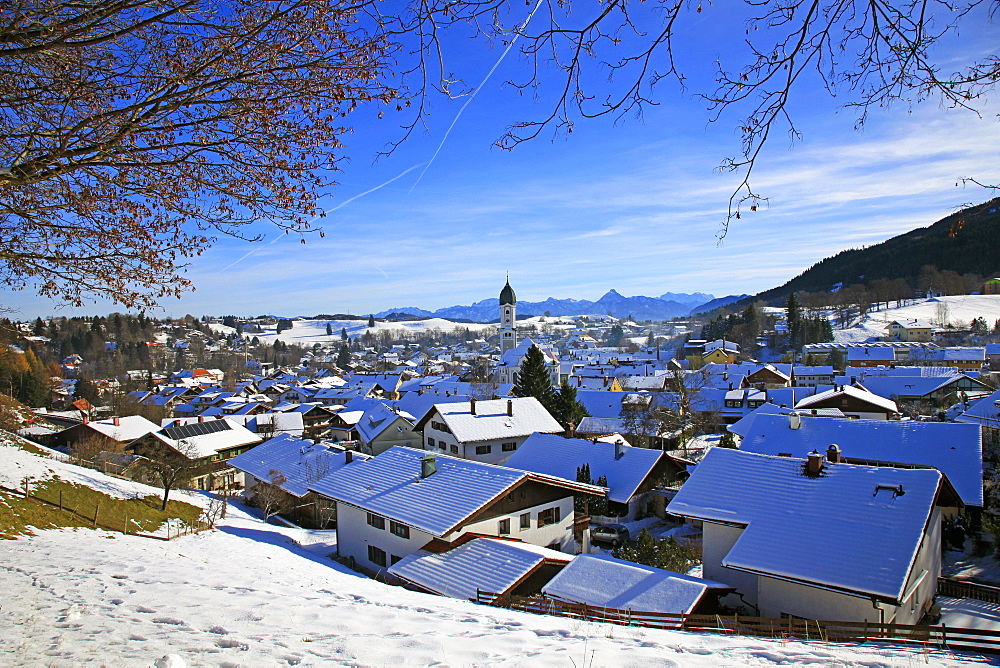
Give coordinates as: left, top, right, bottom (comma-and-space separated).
499, 277, 517, 352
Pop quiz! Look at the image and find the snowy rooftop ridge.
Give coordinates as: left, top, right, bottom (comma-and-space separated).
667, 448, 948, 602
737, 414, 982, 507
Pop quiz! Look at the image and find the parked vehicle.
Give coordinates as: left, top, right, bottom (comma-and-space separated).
590, 524, 630, 547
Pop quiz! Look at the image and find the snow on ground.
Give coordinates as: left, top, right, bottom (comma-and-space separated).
0, 436, 209, 509
859, 295, 1000, 335
1, 440, 995, 666
3, 514, 992, 667
248, 317, 494, 346
939, 597, 1000, 632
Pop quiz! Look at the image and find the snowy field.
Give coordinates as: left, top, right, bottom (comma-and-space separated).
865, 295, 1000, 331
3, 512, 994, 667
2, 439, 996, 666
225, 317, 495, 347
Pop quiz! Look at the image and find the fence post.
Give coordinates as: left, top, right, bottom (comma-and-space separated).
59, 490, 63, 511
941, 624, 947, 649
123, 514, 128, 535
93, 502, 101, 528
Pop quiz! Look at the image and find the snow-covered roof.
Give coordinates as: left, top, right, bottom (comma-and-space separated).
728, 403, 845, 437
542, 554, 731, 615
422, 397, 562, 444
228, 433, 369, 497
504, 433, 663, 504
956, 388, 1000, 428
356, 404, 415, 444
79, 415, 160, 442
309, 447, 597, 537
737, 413, 982, 506
388, 538, 571, 600
667, 448, 946, 602
794, 384, 898, 413
150, 419, 262, 459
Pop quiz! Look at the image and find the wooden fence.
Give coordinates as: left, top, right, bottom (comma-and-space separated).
1, 482, 211, 541
476, 591, 1000, 656
938, 577, 1000, 604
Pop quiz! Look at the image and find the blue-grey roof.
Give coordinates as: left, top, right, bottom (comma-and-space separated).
504, 433, 662, 504
309, 447, 529, 536
542, 554, 730, 615
667, 448, 945, 601
228, 433, 368, 497
389, 538, 570, 600
737, 413, 982, 506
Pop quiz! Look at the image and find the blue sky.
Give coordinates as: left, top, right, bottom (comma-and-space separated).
8, 3, 999, 320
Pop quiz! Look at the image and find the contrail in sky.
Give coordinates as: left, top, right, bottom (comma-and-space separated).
410, 0, 546, 191
219, 163, 424, 273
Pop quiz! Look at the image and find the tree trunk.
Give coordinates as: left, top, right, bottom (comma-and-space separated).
161, 486, 170, 511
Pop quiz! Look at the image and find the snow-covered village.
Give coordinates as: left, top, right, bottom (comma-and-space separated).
3, 0, 1000, 664
3, 270, 1000, 665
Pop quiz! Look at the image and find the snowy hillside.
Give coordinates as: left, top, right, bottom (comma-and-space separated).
831, 295, 1000, 344
864, 295, 1000, 332
0, 441, 988, 665
244, 317, 495, 346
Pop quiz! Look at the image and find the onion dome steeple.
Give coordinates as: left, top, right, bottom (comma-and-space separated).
500, 277, 516, 305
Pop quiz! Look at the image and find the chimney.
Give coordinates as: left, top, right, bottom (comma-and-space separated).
113, 417, 120, 426
826, 444, 841, 463
507, 399, 513, 416
470, 397, 476, 415
615, 439, 625, 460
421, 455, 437, 478
789, 413, 801, 429
345, 450, 353, 464
806, 449, 824, 476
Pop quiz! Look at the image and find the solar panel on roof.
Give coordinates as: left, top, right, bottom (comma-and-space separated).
162, 419, 232, 440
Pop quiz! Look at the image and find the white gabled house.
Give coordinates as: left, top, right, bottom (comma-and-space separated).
416, 396, 563, 465
308, 447, 603, 576
667, 448, 961, 625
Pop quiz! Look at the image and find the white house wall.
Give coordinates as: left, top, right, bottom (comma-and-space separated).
702, 522, 760, 607
459, 496, 576, 552
336, 503, 434, 575
756, 576, 892, 623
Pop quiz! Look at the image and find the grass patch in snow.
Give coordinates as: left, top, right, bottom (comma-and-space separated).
1, 478, 202, 540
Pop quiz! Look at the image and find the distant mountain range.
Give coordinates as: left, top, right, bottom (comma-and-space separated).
375, 290, 747, 322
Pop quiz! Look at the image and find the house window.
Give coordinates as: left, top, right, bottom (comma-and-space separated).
389, 521, 410, 539
537, 507, 561, 527
450, 445, 459, 454
519, 513, 531, 530
368, 545, 387, 567
366, 513, 385, 530
475, 445, 492, 455
390, 554, 402, 566
501, 442, 517, 452
427, 437, 435, 447
498, 519, 510, 535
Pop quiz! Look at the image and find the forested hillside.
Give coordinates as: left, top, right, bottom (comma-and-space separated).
755, 199, 1000, 303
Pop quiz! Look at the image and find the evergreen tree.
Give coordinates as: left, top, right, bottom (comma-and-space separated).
326, 323, 333, 336
786, 292, 802, 349
605, 324, 624, 347
337, 344, 351, 368
341, 327, 349, 341
275, 319, 293, 334
551, 382, 589, 430
511, 345, 555, 406
719, 431, 737, 449
74, 377, 100, 405
368, 314, 375, 328
574, 463, 592, 513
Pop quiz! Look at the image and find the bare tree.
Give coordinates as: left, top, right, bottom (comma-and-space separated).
251, 469, 294, 522
127, 438, 206, 510
1, 0, 396, 308
380, 0, 997, 234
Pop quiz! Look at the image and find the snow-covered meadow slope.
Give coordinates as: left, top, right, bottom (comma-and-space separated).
1, 441, 993, 666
